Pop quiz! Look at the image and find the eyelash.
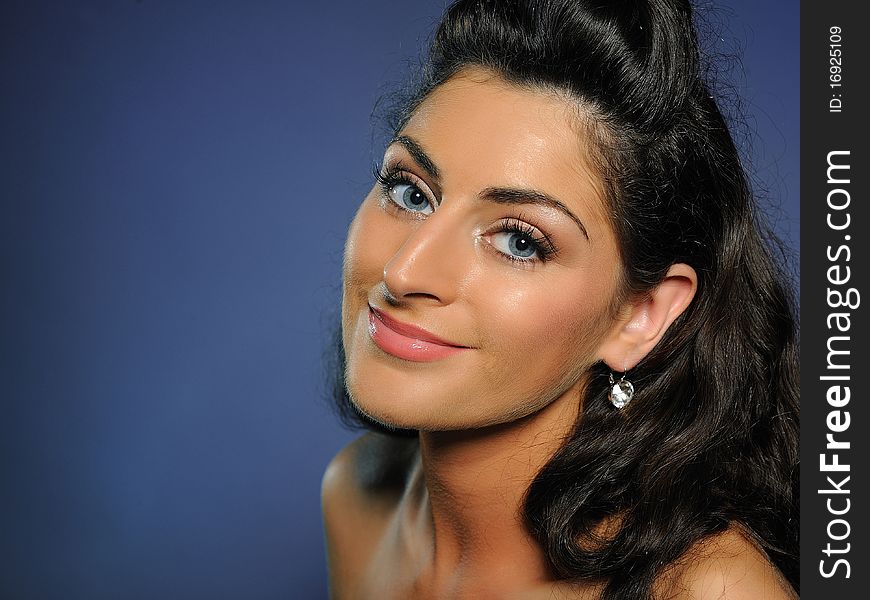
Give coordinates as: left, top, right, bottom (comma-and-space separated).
373, 162, 559, 264
373, 162, 434, 213
495, 217, 559, 264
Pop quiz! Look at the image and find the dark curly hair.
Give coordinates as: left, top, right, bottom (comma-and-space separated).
330, 1, 799, 598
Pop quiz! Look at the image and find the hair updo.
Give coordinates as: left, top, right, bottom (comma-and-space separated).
333, 1, 799, 597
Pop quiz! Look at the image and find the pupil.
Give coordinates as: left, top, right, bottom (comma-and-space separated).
404, 187, 425, 207
511, 234, 534, 256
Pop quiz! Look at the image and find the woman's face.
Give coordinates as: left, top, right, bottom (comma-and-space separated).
341, 68, 626, 431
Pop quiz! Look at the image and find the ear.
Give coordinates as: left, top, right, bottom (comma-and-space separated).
598, 263, 697, 371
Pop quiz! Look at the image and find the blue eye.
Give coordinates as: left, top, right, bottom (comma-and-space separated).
491, 231, 539, 259
388, 182, 433, 215
487, 218, 557, 263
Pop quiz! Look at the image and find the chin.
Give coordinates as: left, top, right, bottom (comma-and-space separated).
344, 366, 539, 433
342, 324, 472, 430
346, 392, 420, 432
344, 366, 453, 431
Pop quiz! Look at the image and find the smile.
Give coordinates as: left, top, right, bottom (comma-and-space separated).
367, 305, 469, 362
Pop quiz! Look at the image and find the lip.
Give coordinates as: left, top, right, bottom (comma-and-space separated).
367, 305, 469, 362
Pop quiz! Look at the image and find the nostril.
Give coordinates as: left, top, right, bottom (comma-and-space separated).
404, 292, 440, 302
380, 285, 439, 306
383, 294, 401, 307
381, 287, 401, 307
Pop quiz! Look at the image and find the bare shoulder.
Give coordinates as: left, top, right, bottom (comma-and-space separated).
321, 432, 419, 595
322, 430, 419, 507
657, 527, 798, 600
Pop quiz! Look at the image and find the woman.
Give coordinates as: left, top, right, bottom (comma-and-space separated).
322, 0, 799, 598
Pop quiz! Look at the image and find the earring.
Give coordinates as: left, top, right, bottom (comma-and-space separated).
608, 372, 634, 409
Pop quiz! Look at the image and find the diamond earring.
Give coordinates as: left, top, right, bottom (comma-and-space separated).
608, 372, 634, 409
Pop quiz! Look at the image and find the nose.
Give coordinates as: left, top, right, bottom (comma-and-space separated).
382, 210, 469, 306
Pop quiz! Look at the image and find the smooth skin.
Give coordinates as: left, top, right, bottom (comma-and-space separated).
324, 67, 796, 599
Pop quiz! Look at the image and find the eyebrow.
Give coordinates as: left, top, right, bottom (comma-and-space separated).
389, 135, 589, 240
392, 135, 441, 180
480, 187, 589, 240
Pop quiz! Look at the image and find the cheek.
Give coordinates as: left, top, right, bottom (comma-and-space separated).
480, 269, 615, 388
342, 198, 400, 301
341, 197, 416, 362
342, 200, 381, 346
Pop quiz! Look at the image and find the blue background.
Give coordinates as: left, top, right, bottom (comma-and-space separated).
0, 1, 797, 598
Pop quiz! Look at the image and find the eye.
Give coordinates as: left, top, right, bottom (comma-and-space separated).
485, 218, 558, 264
491, 231, 539, 260
388, 182, 433, 215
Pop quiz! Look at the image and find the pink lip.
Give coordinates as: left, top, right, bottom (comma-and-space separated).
367, 306, 469, 362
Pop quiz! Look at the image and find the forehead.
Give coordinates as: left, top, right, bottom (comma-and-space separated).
398, 68, 610, 230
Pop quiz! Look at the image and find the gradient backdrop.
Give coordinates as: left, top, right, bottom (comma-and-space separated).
1, 1, 798, 598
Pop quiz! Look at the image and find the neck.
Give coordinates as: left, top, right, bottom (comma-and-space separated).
408, 382, 583, 595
